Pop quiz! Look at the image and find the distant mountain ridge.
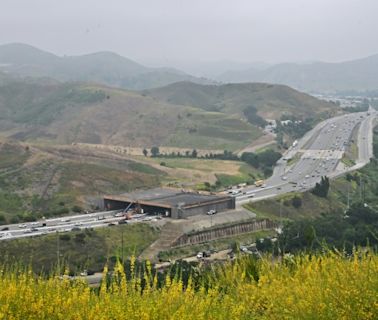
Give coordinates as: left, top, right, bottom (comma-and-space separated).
217, 54, 378, 93
0, 43, 212, 90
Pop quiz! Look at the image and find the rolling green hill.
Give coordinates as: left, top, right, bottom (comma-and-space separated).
143, 81, 339, 120
0, 76, 263, 151
0, 73, 340, 151
0, 139, 164, 223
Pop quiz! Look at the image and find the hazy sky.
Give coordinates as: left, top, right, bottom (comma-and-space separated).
1, 0, 377, 70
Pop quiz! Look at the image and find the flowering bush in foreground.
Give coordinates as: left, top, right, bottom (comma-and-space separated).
0, 251, 377, 319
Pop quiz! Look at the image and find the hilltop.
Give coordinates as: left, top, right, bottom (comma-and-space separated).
143, 81, 339, 120
0, 75, 263, 151
0, 43, 212, 90
217, 53, 378, 93
0, 74, 341, 150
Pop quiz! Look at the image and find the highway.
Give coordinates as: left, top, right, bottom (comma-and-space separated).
0, 108, 376, 241
235, 107, 377, 204
0, 209, 154, 241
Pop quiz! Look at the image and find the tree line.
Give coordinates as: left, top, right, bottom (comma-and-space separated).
144, 147, 282, 172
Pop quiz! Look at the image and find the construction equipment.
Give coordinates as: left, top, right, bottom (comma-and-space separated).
122, 202, 142, 220
122, 202, 134, 213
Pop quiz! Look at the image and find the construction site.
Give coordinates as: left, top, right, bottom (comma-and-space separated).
103, 188, 236, 219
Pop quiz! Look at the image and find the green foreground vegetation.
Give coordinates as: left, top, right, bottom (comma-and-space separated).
0, 250, 377, 319
0, 223, 159, 274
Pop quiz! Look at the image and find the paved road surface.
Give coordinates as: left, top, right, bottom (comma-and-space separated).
235, 108, 377, 205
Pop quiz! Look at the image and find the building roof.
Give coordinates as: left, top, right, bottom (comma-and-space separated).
104, 188, 230, 209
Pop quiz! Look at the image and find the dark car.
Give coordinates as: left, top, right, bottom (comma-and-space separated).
118, 220, 128, 225
1, 227, 9, 231
203, 251, 211, 258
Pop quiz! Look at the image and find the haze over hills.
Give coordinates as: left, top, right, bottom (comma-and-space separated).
217, 54, 378, 93
143, 81, 338, 120
0, 43, 212, 90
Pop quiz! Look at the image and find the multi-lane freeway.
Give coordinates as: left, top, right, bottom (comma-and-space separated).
0, 108, 376, 241
236, 108, 377, 204
0, 209, 154, 241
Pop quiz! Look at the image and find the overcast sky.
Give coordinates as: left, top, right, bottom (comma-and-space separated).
1, 0, 377, 71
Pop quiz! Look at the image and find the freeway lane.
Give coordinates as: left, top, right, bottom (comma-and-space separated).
236, 108, 377, 205
0, 210, 151, 241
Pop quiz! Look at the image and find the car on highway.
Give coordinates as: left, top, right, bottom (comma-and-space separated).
207, 209, 217, 215
114, 212, 125, 217
18, 224, 27, 228
0, 227, 9, 231
0, 232, 11, 239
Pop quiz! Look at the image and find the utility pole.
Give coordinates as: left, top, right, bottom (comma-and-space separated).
121, 229, 124, 264
359, 176, 362, 201
56, 231, 60, 273
347, 185, 350, 211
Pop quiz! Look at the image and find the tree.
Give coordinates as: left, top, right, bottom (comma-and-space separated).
291, 196, 302, 208
150, 146, 160, 157
263, 167, 273, 178
203, 182, 211, 191
311, 176, 330, 198
191, 149, 198, 158
143, 148, 148, 157
258, 149, 281, 167
72, 205, 83, 213
230, 241, 240, 253
241, 152, 259, 168
243, 105, 267, 127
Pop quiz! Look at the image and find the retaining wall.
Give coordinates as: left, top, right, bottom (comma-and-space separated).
172, 219, 276, 247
